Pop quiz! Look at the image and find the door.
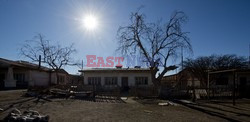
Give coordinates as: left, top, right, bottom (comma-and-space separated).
121, 77, 129, 92
0, 73, 5, 90
239, 77, 247, 98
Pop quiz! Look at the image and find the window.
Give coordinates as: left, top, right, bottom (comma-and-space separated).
135, 77, 148, 85
105, 77, 118, 85
14, 73, 25, 82
88, 77, 101, 86
57, 75, 65, 83
14, 73, 27, 88
216, 77, 228, 85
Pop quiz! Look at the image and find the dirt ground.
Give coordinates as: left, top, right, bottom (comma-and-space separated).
0, 90, 250, 122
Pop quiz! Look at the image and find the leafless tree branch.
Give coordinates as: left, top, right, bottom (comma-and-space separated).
117, 10, 192, 86
20, 34, 77, 84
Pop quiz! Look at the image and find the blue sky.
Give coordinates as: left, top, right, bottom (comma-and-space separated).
0, 0, 250, 74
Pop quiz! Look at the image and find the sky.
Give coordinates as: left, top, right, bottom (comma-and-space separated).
0, 0, 250, 74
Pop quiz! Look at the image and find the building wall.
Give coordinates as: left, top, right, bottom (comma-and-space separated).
211, 72, 250, 87
51, 72, 70, 85
186, 78, 201, 87
69, 75, 83, 85
1, 68, 70, 88
29, 70, 50, 86
237, 73, 250, 85
162, 72, 201, 89
12, 69, 29, 87
0, 58, 70, 88
83, 71, 153, 87
0, 68, 50, 88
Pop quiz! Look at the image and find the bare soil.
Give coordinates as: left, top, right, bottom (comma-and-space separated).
0, 90, 249, 122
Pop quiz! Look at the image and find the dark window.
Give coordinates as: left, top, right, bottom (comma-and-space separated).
216, 77, 228, 85
57, 75, 65, 83
105, 77, 118, 85
135, 77, 148, 85
0, 74, 5, 88
240, 77, 247, 83
14, 73, 27, 88
88, 77, 101, 86
14, 73, 25, 82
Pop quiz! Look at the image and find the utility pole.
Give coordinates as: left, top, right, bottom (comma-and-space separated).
181, 46, 183, 70
82, 60, 83, 69
249, 44, 250, 69
38, 55, 41, 69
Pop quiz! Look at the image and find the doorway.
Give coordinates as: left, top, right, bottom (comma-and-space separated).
0, 73, 5, 90
121, 77, 129, 92
239, 77, 247, 98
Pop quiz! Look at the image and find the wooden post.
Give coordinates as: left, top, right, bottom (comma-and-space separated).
207, 71, 210, 99
192, 76, 196, 102
233, 71, 236, 106
92, 84, 96, 101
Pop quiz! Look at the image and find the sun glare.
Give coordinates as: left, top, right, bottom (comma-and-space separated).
83, 15, 98, 31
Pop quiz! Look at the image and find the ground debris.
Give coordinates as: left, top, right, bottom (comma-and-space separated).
144, 110, 153, 114
158, 101, 178, 106
121, 97, 128, 100
178, 100, 196, 105
158, 102, 169, 106
4, 108, 49, 122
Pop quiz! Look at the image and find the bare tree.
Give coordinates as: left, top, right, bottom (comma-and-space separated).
20, 34, 77, 84
117, 10, 192, 86
183, 54, 248, 87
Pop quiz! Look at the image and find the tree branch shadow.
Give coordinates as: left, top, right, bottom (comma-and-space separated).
174, 100, 241, 122
196, 103, 250, 118
1, 97, 35, 112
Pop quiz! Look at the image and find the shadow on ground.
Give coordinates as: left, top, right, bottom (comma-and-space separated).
174, 99, 250, 122
48, 95, 126, 103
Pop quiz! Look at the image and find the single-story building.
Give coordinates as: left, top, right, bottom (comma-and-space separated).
79, 67, 153, 91
162, 68, 250, 98
208, 69, 250, 98
0, 58, 70, 89
69, 74, 83, 85
162, 68, 201, 89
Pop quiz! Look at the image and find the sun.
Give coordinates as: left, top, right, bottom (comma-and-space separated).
83, 15, 98, 31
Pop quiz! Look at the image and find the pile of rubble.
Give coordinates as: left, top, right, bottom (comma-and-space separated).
4, 108, 49, 122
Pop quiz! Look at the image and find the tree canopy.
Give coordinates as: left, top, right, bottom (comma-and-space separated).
117, 10, 192, 86
183, 54, 248, 86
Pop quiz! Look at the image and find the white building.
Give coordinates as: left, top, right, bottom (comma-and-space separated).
79, 67, 153, 90
0, 58, 69, 89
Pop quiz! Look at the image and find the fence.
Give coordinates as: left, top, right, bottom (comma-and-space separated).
159, 85, 238, 100
129, 86, 158, 98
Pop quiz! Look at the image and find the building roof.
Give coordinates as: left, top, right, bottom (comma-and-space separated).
163, 68, 250, 79
15, 60, 51, 71
0, 58, 25, 67
79, 68, 151, 72
0, 58, 50, 71
55, 69, 69, 74
208, 68, 250, 74
163, 74, 177, 78
0, 57, 68, 74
